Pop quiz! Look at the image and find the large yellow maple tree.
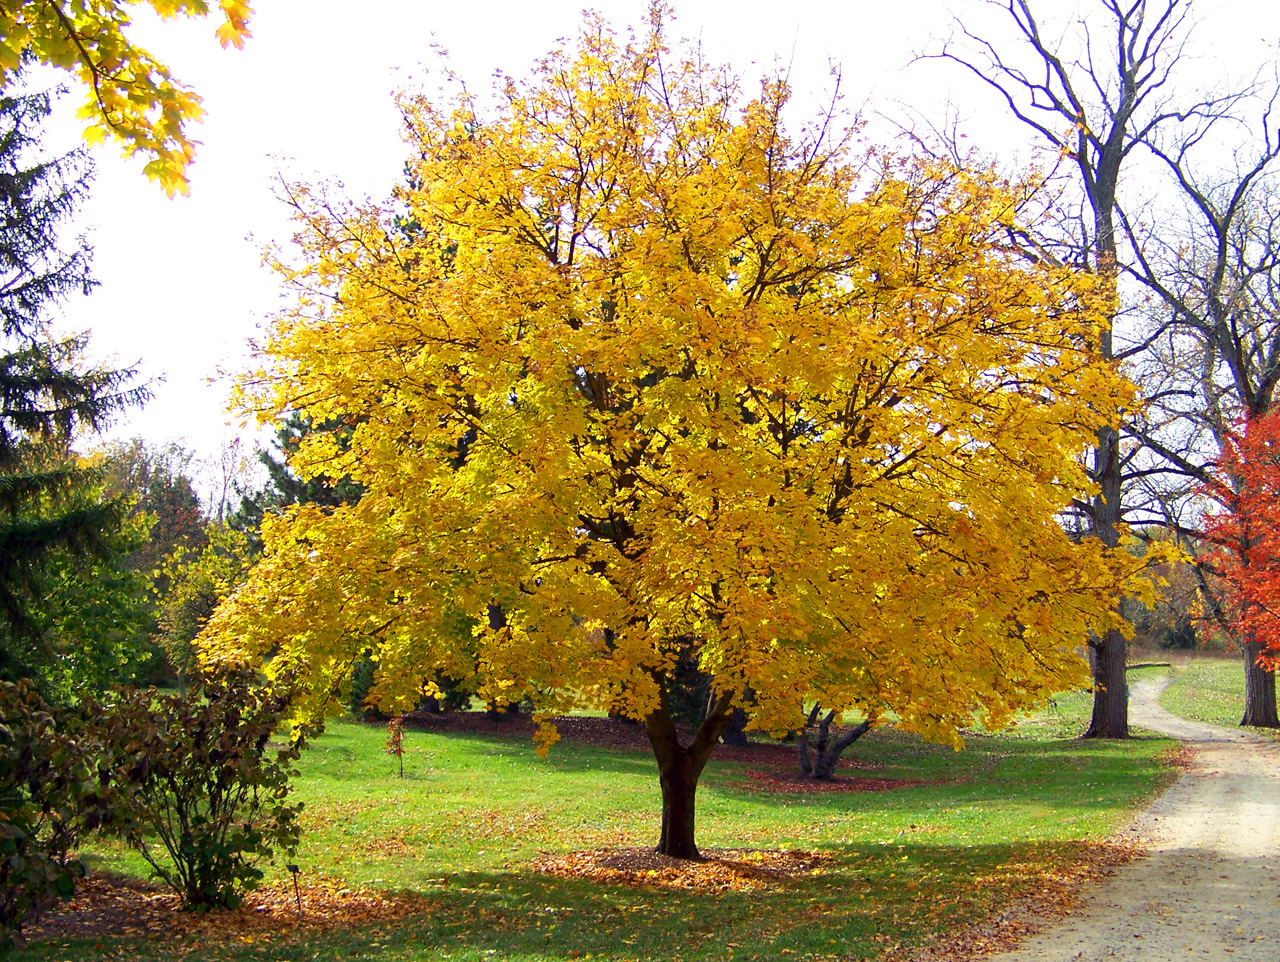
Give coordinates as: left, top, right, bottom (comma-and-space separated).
209, 16, 1152, 857
0, 0, 253, 194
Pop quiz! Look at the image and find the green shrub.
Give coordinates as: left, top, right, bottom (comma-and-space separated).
93, 664, 306, 910
0, 681, 95, 949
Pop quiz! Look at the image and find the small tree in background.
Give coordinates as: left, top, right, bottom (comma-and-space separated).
385, 718, 405, 778
153, 524, 254, 692
102, 440, 207, 583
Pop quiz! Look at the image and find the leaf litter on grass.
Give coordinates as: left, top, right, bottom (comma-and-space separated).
25, 873, 434, 954
531, 847, 833, 892
30, 725, 1178, 960
884, 839, 1143, 962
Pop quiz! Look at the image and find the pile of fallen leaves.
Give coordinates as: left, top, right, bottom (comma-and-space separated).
24, 873, 432, 951
530, 847, 831, 892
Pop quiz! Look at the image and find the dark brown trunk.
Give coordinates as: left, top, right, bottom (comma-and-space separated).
655, 760, 700, 859
1083, 415, 1129, 739
796, 706, 872, 778
1084, 626, 1128, 738
1241, 640, 1279, 728
811, 717, 872, 780
645, 688, 734, 860
1078, 122, 1129, 739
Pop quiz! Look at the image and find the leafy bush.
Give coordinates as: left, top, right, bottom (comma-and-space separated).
94, 664, 305, 910
0, 680, 96, 949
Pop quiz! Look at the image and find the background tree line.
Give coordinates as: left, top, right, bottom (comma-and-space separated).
937, 0, 1280, 731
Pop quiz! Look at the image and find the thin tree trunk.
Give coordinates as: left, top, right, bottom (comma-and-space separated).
1241, 640, 1279, 728
645, 688, 734, 860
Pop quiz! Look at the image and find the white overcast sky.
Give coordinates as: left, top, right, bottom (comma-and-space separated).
39, 0, 1280, 474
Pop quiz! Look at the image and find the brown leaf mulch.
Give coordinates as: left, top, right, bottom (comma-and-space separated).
742, 769, 933, 793
24, 873, 433, 949
400, 710, 654, 751
530, 846, 833, 892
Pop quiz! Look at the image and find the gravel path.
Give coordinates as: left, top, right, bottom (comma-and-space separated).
978, 675, 1280, 961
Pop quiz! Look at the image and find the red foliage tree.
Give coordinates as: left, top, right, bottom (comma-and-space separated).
1200, 411, 1280, 725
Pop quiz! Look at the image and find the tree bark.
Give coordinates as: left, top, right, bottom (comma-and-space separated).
796, 703, 820, 776
1082, 289, 1129, 739
796, 706, 872, 779
644, 688, 734, 860
1240, 640, 1279, 728
811, 718, 872, 780
1085, 626, 1129, 738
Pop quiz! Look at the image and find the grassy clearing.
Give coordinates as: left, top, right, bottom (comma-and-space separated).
37, 701, 1173, 962
1160, 657, 1251, 728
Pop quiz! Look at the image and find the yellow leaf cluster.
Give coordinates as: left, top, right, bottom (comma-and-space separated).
207, 16, 1155, 745
0, 0, 253, 195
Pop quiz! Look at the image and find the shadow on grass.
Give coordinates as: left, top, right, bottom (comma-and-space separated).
26, 839, 1138, 962
32, 727, 1172, 962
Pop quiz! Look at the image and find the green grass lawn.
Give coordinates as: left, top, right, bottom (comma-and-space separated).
1159, 656, 1252, 728
35, 698, 1173, 962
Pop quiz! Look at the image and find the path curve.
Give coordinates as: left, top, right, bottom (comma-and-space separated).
976, 676, 1280, 961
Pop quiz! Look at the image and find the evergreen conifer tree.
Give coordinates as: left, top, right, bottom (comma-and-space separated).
0, 81, 146, 685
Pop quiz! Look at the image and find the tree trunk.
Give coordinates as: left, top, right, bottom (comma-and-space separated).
1241, 640, 1279, 728
645, 688, 734, 860
1085, 628, 1129, 738
655, 759, 701, 859
796, 703, 820, 776
1083, 417, 1129, 739
811, 718, 872, 780
796, 706, 872, 779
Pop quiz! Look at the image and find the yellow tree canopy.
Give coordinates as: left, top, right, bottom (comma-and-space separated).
0, 0, 253, 195
210, 18, 1148, 753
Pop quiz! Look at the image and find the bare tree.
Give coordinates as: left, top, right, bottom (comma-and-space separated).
198, 436, 256, 524
932, 0, 1258, 736
1119, 103, 1280, 724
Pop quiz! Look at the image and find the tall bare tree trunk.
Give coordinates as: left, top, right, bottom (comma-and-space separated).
1085, 412, 1129, 738
1081, 209, 1128, 737
934, 0, 1172, 738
